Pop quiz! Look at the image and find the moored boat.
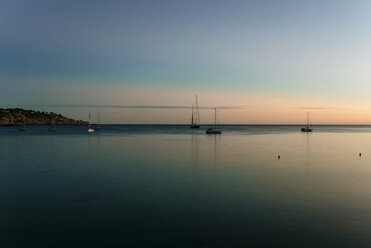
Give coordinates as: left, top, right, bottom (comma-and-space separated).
206, 108, 221, 134
19, 115, 27, 131
88, 113, 95, 133
48, 114, 56, 132
190, 95, 200, 128
94, 111, 101, 130
301, 112, 312, 132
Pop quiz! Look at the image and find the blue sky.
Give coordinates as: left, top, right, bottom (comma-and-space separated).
1, 0, 371, 123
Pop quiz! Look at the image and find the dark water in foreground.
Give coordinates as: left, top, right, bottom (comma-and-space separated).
1, 125, 371, 247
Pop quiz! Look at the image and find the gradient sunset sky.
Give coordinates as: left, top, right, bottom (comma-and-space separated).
1, 0, 371, 124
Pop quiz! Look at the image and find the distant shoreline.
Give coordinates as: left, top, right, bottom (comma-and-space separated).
0, 108, 88, 126
0, 123, 87, 126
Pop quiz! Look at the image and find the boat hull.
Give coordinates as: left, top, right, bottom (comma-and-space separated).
88, 129, 95, 133
301, 128, 312, 132
190, 125, 200, 129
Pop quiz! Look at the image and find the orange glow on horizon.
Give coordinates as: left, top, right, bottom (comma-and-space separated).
37, 84, 371, 125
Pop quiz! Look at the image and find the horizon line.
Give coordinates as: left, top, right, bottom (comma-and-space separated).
64, 123, 371, 126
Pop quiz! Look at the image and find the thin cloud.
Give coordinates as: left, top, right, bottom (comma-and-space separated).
4, 104, 254, 110
216, 106, 255, 110
297, 106, 348, 111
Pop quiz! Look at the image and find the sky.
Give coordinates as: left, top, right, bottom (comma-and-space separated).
1, 0, 371, 124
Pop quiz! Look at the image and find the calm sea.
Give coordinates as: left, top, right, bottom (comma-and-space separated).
1, 125, 371, 247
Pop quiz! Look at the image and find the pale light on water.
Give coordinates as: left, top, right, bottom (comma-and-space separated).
1, 125, 371, 247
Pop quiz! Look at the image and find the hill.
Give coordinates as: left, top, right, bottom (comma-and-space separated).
0, 108, 87, 126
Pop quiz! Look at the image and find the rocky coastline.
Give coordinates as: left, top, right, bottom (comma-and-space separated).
0, 108, 87, 126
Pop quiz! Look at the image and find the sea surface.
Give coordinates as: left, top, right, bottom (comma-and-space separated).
1, 125, 371, 247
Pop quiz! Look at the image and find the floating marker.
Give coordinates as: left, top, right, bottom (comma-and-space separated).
278, 155, 280, 159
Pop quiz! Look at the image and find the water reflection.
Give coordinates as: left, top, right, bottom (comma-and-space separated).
190, 133, 199, 164
2, 127, 371, 247
304, 132, 311, 166
212, 134, 219, 165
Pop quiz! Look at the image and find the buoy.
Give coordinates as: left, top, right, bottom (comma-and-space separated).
278, 155, 280, 159
359, 153, 362, 157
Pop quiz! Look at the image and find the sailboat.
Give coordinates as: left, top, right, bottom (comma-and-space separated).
88, 113, 95, 133
19, 115, 27, 131
48, 114, 56, 132
190, 95, 200, 128
94, 111, 101, 130
301, 112, 313, 132
206, 108, 222, 134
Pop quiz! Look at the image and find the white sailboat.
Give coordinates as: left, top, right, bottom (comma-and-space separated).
19, 114, 27, 131
206, 108, 221, 134
190, 95, 200, 128
88, 113, 95, 133
48, 114, 56, 132
94, 111, 101, 130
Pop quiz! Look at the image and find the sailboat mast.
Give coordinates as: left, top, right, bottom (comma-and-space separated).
88, 113, 91, 128
307, 112, 309, 128
98, 111, 101, 125
214, 108, 217, 128
191, 104, 194, 124
51, 113, 54, 126
195, 94, 199, 125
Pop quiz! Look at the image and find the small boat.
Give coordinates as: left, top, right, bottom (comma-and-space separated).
190, 95, 200, 128
88, 113, 95, 133
206, 108, 222, 134
48, 114, 56, 132
48, 126, 56, 132
94, 111, 101, 130
301, 112, 313, 132
19, 115, 27, 131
